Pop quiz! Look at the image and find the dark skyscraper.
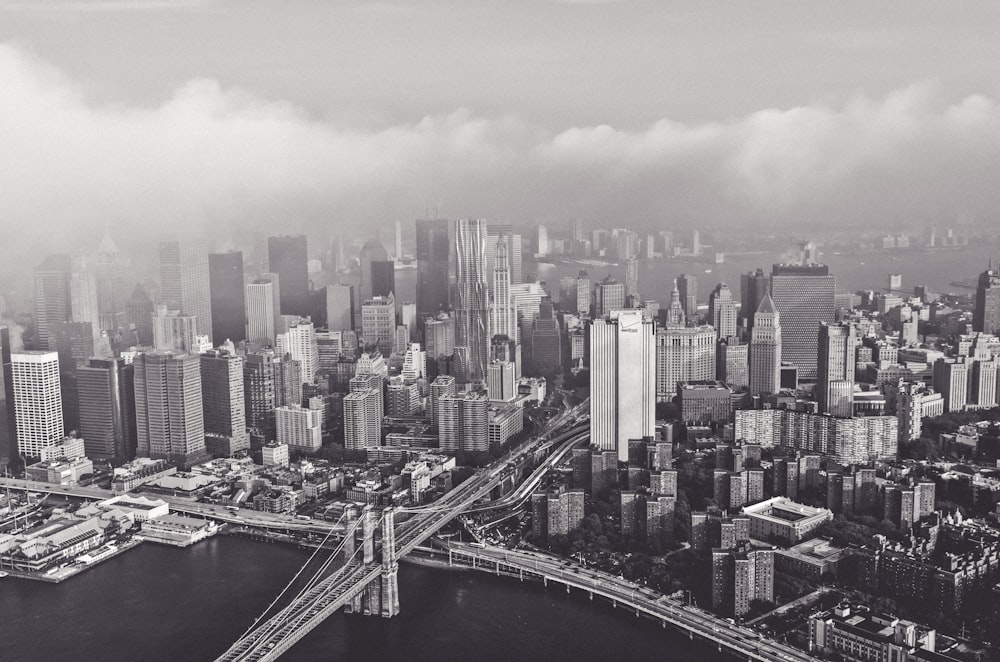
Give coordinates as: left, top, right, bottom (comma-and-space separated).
973, 267, 1000, 335
740, 268, 771, 332
209, 251, 246, 344
371, 260, 396, 298
77, 356, 136, 463
415, 218, 450, 319
267, 234, 309, 317
33, 254, 72, 350
677, 273, 697, 321
125, 284, 155, 347
769, 263, 835, 380
817, 322, 856, 417
0, 327, 16, 466
48, 320, 95, 433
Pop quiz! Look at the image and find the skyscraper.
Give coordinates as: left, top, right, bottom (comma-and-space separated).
201, 349, 249, 455
749, 293, 782, 396
277, 318, 318, 385
77, 357, 136, 463
125, 284, 155, 347
415, 218, 450, 319
454, 218, 490, 384
0, 327, 17, 466
244, 349, 277, 443
209, 251, 246, 344
159, 239, 213, 343
490, 235, 517, 342
769, 264, 835, 380
576, 270, 591, 317
344, 382, 382, 450
531, 299, 561, 374
625, 257, 639, 299
325, 284, 355, 331
245, 276, 279, 346
708, 283, 737, 340
276, 404, 323, 453
817, 322, 856, 417
677, 274, 697, 321
95, 230, 127, 332
361, 294, 396, 356
973, 267, 1000, 335
594, 276, 625, 318
267, 234, 309, 318
438, 391, 489, 452
133, 351, 206, 467
740, 268, 771, 331
371, 260, 396, 298
33, 254, 72, 350
11, 351, 64, 460
358, 238, 390, 319
590, 309, 656, 461
664, 279, 686, 327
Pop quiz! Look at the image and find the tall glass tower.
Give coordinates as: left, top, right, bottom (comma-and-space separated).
454, 219, 490, 384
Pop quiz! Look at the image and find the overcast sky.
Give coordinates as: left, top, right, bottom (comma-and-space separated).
3, 0, 1000, 263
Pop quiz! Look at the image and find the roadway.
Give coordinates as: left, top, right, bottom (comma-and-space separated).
442, 542, 819, 662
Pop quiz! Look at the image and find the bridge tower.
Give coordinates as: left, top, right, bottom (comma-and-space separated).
380, 506, 400, 617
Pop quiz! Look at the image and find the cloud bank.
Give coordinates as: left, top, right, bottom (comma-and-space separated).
2, 42, 1000, 266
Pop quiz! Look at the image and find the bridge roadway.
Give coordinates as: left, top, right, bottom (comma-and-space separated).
437, 542, 819, 662
214, 401, 591, 661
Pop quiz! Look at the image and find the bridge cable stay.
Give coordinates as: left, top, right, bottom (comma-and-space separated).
234, 512, 388, 656
236, 510, 351, 639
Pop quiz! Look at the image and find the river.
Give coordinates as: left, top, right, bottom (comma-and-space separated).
0, 536, 723, 661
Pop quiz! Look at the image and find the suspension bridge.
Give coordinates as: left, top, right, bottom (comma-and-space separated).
214, 403, 590, 661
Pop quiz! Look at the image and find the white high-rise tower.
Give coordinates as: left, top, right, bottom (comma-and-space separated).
11, 351, 64, 460
590, 309, 656, 462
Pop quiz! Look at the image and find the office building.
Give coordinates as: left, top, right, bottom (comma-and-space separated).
808, 604, 947, 662
208, 251, 246, 344
77, 357, 136, 463
271, 404, 320, 454
590, 309, 656, 462
769, 264, 835, 380
708, 283, 737, 340
159, 239, 212, 343
11, 351, 64, 460
245, 275, 281, 346
678, 381, 732, 424
817, 322, 856, 417
677, 274, 697, 321
152, 306, 200, 353
594, 276, 625, 318
33, 254, 72, 350
267, 234, 309, 317
124, 284, 155, 347
575, 271, 591, 317
530, 299, 561, 374
325, 284, 355, 332
655, 325, 716, 401
200, 349, 249, 455
932, 357, 968, 412
749, 293, 782, 396
93, 230, 126, 332
454, 219, 490, 384
717, 339, 749, 388
361, 293, 396, 356
973, 267, 1000, 335
415, 218, 450, 319
740, 268, 771, 330
0, 328, 17, 465
243, 349, 277, 442
438, 390, 489, 452
133, 351, 206, 468
488, 360, 517, 403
